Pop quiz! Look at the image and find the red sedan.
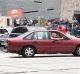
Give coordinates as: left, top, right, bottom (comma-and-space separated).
7, 30, 80, 57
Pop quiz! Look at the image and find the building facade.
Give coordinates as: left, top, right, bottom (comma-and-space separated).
0, 0, 80, 23
61, 0, 80, 23
0, 0, 61, 19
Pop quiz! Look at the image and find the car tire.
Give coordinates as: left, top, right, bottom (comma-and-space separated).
73, 46, 80, 56
22, 46, 35, 57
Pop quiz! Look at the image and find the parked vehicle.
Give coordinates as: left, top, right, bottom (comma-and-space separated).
76, 30, 80, 38
7, 30, 80, 57
9, 26, 47, 37
0, 27, 13, 48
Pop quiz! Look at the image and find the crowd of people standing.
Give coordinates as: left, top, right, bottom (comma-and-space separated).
13, 17, 80, 37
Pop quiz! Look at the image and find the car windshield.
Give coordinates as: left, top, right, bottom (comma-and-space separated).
0, 29, 8, 34
11, 27, 28, 33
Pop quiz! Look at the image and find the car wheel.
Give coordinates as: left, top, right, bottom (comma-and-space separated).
74, 46, 80, 56
22, 46, 35, 57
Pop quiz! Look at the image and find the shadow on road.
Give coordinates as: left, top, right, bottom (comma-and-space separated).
9, 54, 77, 58
1, 50, 80, 58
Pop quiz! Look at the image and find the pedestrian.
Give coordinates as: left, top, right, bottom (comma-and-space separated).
56, 26, 66, 34
14, 17, 21, 26
71, 24, 78, 36
23, 17, 28, 25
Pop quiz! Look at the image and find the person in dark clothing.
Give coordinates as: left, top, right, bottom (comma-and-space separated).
13, 18, 21, 27
71, 24, 78, 36
23, 17, 28, 25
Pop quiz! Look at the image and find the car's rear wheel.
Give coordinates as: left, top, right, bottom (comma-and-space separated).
73, 46, 80, 56
22, 46, 35, 57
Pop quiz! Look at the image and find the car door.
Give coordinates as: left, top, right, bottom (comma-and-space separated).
50, 31, 75, 53
32, 31, 53, 54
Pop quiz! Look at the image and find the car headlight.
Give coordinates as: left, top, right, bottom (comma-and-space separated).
0, 39, 7, 46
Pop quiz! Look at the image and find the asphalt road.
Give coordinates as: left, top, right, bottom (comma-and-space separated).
0, 50, 80, 74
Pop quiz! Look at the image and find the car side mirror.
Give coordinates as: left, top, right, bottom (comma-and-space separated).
63, 36, 69, 40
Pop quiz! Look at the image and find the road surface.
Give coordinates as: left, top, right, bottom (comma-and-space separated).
0, 50, 80, 74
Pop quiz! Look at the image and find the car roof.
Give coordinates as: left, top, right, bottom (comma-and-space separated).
18, 30, 64, 38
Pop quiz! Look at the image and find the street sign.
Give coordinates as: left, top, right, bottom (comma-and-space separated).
7, 9, 23, 17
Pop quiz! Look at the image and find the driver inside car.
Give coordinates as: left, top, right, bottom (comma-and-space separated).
51, 33, 60, 39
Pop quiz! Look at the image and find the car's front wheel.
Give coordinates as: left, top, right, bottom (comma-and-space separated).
22, 46, 35, 57
73, 46, 80, 56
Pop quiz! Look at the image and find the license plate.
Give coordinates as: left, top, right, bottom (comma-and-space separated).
1, 43, 5, 45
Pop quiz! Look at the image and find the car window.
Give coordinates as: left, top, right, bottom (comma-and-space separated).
0, 29, 8, 34
33, 32, 38, 40
37, 32, 44, 40
49, 31, 70, 40
33, 32, 44, 40
33, 32, 49, 40
11, 27, 28, 33
24, 33, 34, 40
50, 31, 64, 39
43, 32, 50, 40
